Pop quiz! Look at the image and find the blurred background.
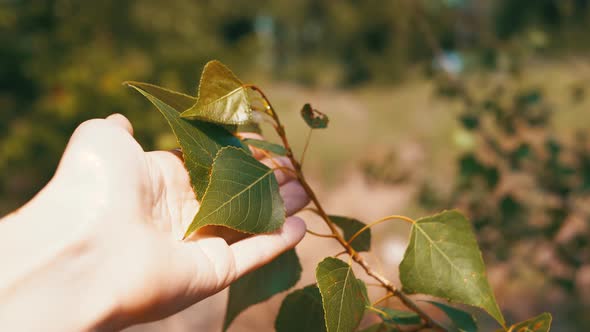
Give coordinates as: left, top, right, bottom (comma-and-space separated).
2, 0, 590, 331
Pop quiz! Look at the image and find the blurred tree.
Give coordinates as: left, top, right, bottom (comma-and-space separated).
2, 0, 590, 214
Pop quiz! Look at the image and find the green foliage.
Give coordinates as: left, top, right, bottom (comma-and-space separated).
125, 81, 196, 110
185, 146, 284, 237
423, 64, 590, 329
225, 249, 301, 331
301, 103, 329, 129
330, 216, 371, 252
126, 60, 551, 332
316, 257, 368, 332
242, 138, 287, 156
370, 306, 421, 326
399, 210, 504, 326
181, 60, 252, 125
125, 82, 245, 199
275, 285, 326, 332
424, 301, 477, 332
501, 313, 552, 332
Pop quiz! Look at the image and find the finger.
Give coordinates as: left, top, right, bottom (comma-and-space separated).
106, 113, 134, 136
146, 150, 198, 235
260, 157, 296, 185
230, 216, 306, 277
280, 180, 310, 216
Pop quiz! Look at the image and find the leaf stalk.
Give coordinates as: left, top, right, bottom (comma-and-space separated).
247, 84, 448, 332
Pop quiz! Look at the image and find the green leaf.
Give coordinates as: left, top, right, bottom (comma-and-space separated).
399, 210, 505, 326
502, 313, 552, 332
224, 249, 301, 331
301, 103, 329, 129
424, 301, 477, 332
275, 284, 326, 332
330, 216, 371, 252
370, 306, 421, 326
184, 146, 284, 237
357, 323, 396, 332
124, 81, 196, 110
181, 60, 252, 125
242, 138, 287, 156
316, 257, 368, 332
234, 121, 262, 134
125, 82, 245, 199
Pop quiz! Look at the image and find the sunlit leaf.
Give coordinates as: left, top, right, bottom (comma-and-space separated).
243, 138, 287, 156
301, 103, 329, 129
316, 257, 368, 332
181, 60, 252, 125
126, 82, 245, 199
224, 249, 301, 331
124, 81, 196, 110
184, 146, 284, 238
500, 313, 552, 332
424, 301, 477, 332
399, 210, 505, 326
234, 121, 262, 134
370, 306, 421, 326
275, 284, 326, 332
330, 215, 371, 252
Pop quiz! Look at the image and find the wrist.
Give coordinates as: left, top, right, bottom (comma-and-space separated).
0, 232, 117, 331
0, 192, 119, 331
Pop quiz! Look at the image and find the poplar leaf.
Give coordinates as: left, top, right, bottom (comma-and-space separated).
424, 301, 477, 332
316, 257, 368, 332
275, 284, 326, 332
399, 210, 505, 326
125, 81, 196, 110
125, 82, 245, 199
500, 313, 552, 332
301, 103, 329, 129
184, 146, 284, 238
330, 216, 371, 252
371, 306, 421, 326
224, 249, 301, 331
181, 60, 252, 125
242, 138, 287, 156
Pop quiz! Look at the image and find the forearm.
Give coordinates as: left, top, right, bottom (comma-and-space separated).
0, 201, 116, 331
0, 239, 114, 331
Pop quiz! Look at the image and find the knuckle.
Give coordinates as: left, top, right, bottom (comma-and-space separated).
73, 119, 109, 137
72, 118, 124, 141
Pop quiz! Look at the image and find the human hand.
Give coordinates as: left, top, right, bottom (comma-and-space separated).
0, 114, 309, 331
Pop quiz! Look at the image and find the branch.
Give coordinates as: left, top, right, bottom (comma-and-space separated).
306, 229, 337, 238
247, 85, 448, 332
347, 215, 415, 245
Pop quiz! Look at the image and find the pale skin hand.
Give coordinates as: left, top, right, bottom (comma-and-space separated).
0, 114, 309, 331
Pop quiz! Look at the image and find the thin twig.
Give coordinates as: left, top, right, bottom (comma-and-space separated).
333, 250, 348, 258
247, 84, 448, 332
306, 229, 337, 238
366, 306, 403, 331
299, 128, 313, 166
366, 282, 388, 288
347, 215, 415, 246
373, 292, 395, 306
271, 165, 298, 177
